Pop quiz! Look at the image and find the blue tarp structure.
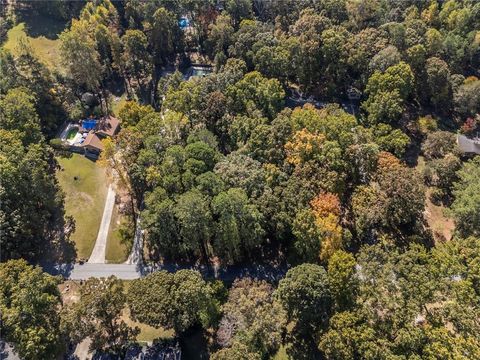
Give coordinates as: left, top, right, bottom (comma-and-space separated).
179, 17, 189, 29
82, 119, 97, 130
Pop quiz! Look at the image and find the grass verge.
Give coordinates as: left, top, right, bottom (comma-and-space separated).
56, 154, 108, 259
105, 207, 130, 263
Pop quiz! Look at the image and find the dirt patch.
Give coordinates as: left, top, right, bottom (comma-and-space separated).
424, 189, 455, 243
59, 280, 81, 305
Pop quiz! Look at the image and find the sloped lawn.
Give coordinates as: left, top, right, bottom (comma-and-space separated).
56, 154, 108, 259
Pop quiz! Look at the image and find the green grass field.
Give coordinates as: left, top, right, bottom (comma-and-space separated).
3, 23, 63, 73
105, 207, 130, 263
56, 154, 108, 259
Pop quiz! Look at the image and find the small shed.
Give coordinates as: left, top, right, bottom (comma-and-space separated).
457, 134, 480, 155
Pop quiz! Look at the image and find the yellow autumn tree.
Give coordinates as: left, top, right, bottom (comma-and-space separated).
310, 193, 343, 261
285, 128, 326, 166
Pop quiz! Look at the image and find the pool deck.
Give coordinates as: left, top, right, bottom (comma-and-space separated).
59, 122, 89, 147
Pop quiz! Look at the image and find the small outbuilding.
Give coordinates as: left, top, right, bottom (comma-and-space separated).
457, 134, 480, 155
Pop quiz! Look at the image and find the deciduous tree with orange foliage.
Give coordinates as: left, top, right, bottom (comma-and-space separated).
293, 192, 345, 262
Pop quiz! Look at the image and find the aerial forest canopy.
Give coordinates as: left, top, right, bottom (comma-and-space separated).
0, 0, 480, 358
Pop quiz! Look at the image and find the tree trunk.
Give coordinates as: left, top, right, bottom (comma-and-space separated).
101, 84, 110, 115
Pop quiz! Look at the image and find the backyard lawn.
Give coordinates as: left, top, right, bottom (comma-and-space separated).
56, 154, 108, 259
106, 207, 130, 263
122, 308, 174, 343
3, 23, 63, 73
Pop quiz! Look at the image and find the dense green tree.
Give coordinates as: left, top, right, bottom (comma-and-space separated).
214, 153, 266, 198
142, 187, 180, 259
211, 341, 261, 360
61, 277, 138, 356
320, 26, 350, 92
228, 20, 270, 69
346, 27, 387, 81
320, 239, 480, 359
319, 310, 382, 360
276, 264, 331, 329
362, 89, 404, 125
127, 270, 215, 333
289, 9, 330, 90
451, 157, 480, 237
207, 14, 235, 59
371, 123, 410, 157
0, 260, 63, 360
327, 250, 358, 311
244, 111, 293, 164
364, 62, 415, 99
217, 278, 286, 357
0, 49, 19, 94
425, 56, 452, 109
368, 45, 401, 73
121, 29, 152, 90
1, 44, 66, 136
225, 0, 253, 27
212, 188, 265, 263
60, 18, 102, 92
362, 62, 415, 124
351, 153, 425, 241
118, 100, 154, 127
292, 209, 324, 263
0, 87, 42, 145
174, 190, 213, 261
0, 129, 69, 261
421, 131, 458, 160
454, 77, 480, 117
227, 71, 285, 119
150, 7, 181, 66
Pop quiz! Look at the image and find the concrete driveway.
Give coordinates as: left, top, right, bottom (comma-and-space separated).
88, 185, 115, 264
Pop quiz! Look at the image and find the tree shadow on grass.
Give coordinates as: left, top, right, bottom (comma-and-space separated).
16, 9, 69, 40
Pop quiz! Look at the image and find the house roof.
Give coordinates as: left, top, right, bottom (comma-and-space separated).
82, 132, 104, 151
457, 134, 480, 154
96, 116, 120, 137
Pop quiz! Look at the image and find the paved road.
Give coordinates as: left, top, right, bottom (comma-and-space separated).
88, 185, 116, 264
44, 262, 288, 282
68, 263, 145, 280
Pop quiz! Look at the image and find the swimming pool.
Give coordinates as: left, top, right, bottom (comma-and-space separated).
66, 126, 78, 140
82, 119, 97, 130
